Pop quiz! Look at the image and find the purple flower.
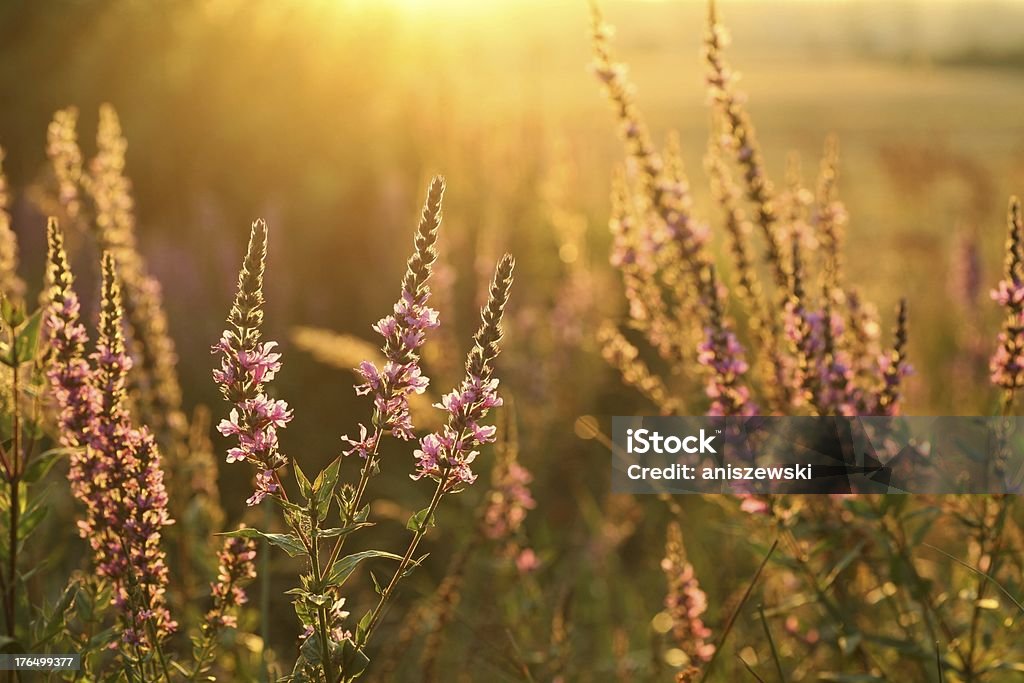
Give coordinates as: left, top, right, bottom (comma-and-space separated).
413, 255, 514, 492
44, 228, 176, 649
349, 178, 445, 444
483, 460, 536, 541
662, 522, 715, 663
212, 220, 293, 505
696, 324, 758, 417
991, 199, 1024, 398
341, 423, 379, 459
205, 534, 257, 631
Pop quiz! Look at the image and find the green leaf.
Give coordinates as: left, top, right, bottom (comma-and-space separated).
313, 456, 342, 521
22, 448, 75, 484
406, 507, 436, 533
402, 553, 430, 578
299, 633, 322, 666
356, 610, 373, 641
13, 309, 43, 365
218, 528, 308, 558
353, 504, 370, 524
339, 638, 370, 678
32, 578, 79, 649
0, 295, 21, 327
324, 550, 403, 588
317, 523, 372, 539
18, 494, 50, 540
293, 461, 312, 501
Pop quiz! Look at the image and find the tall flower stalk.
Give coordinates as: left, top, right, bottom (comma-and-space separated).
363, 253, 514, 645
662, 522, 715, 666
44, 222, 175, 669
340, 176, 445, 522
991, 197, 1024, 414
212, 219, 292, 506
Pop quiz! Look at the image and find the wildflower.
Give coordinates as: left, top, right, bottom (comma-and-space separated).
814, 135, 848, 286
991, 198, 1024, 402
483, 460, 536, 541
662, 522, 715, 663
413, 254, 514, 492
704, 1, 785, 287
212, 219, 293, 504
0, 148, 24, 300
44, 219, 99, 444
352, 176, 444, 441
877, 299, 910, 416
44, 233, 176, 648
205, 534, 257, 631
45, 107, 84, 222
697, 266, 758, 416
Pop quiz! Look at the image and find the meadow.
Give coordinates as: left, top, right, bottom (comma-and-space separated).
0, 0, 1023, 680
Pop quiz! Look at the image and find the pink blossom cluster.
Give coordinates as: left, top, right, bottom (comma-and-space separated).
212, 220, 293, 505
353, 289, 439, 441
345, 177, 445, 458
45, 238, 176, 648
414, 254, 514, 493
697, 326, 758, 416
413, 377, 503, 492
661, 554, 715, 663
991, 278, 1024, 390
482, 460, 536, 540
205, 535, 257, 630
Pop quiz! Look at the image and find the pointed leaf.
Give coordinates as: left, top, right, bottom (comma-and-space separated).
318, 523, 372, 539
293, 461, 312, 500
406, 507, 436, 532
14, 309, 43, 365
324, 550, 403, 588
313, 456, 342, 520
218, 528, 307, 558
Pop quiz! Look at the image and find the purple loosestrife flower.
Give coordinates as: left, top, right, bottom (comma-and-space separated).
44, 219, 100, 452
482, 459, 536, 541
876, 300, 910, 416
205, 534, 257, 631
212, 219, 293, 506
704, 2, 786, 288
348, 176, 444, 449
45, 235, 176, 648
819, 298, 858, 416
696, 266, 758, 416
662, 522, 715, 664
991, 198, 1024, 398
413, 254, 514, 493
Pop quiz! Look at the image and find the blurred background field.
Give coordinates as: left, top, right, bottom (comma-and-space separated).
2, 0, 1024, 679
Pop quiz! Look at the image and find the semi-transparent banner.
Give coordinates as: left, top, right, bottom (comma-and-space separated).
611, 416, 1024, 494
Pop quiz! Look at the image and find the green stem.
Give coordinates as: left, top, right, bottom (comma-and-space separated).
359, 477, 446, 649
188, 576, 240, 682
325, 430, 384, 575
309, 520, 337, 683
7, 363, 19, 649
260, 501, 272, 683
